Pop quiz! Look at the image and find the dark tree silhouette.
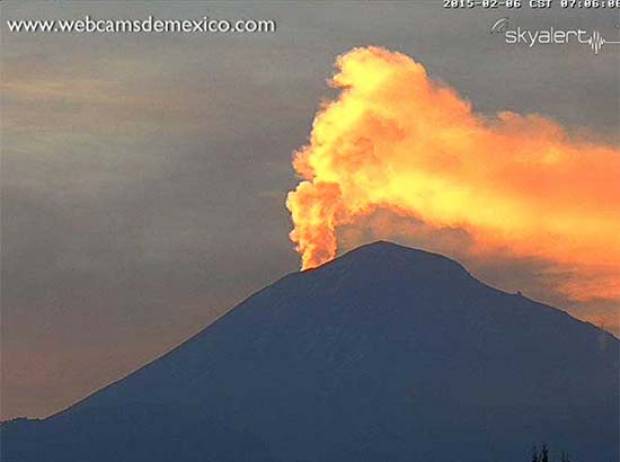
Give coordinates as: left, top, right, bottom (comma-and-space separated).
541, 444, 549, 462
531, 445, 540, 462
529, 444, 572, 462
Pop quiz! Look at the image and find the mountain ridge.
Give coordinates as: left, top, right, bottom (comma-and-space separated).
3, 241, 618, 462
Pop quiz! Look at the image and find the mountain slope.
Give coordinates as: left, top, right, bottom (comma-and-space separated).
3, 241, 619, 461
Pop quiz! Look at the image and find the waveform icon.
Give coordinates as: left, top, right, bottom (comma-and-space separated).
586, 30, 620, 55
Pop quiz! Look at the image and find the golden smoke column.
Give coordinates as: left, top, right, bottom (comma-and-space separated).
286, 47, 620, 311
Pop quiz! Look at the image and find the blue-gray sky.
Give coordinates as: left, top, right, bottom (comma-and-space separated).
1, 1, 618, 420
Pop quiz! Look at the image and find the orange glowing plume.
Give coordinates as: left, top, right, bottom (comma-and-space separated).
286, 47, 620, 307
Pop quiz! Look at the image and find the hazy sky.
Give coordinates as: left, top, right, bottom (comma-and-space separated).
1, 1, 618, 420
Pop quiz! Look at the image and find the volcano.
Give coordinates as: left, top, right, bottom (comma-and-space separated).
3, 241, 618, 461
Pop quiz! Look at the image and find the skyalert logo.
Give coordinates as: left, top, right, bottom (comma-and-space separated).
490, 17, 620, 55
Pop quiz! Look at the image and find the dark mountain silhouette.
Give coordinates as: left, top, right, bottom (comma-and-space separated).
3, 241, 618, 461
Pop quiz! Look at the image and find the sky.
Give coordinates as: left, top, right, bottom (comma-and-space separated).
1, 1, 618, 420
